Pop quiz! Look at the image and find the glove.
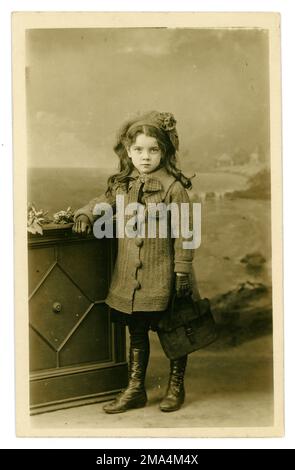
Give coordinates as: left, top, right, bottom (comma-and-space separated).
175, 273, 192, 298
72, 215, 92, 236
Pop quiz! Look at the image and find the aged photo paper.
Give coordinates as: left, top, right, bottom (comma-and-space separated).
13, 12, 283, 437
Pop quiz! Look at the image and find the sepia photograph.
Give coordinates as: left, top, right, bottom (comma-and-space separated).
12, 12, 283, 437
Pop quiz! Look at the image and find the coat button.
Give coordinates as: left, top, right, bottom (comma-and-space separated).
135, 238, 144, 247
135, 260, 142, 269
134, 281, 141, 290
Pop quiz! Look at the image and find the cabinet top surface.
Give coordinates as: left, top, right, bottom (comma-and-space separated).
28, 223, 96, 245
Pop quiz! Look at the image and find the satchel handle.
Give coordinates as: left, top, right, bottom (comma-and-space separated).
170, 292, 201, 323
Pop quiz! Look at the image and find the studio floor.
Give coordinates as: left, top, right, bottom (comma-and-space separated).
30, 332, 274, 436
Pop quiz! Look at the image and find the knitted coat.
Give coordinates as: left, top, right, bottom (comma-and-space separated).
74, 167, 195, 314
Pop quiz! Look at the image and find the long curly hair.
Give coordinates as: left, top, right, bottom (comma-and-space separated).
106, 122, 192, 195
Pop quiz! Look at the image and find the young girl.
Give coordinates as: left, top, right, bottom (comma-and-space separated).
73, 110, 195, 413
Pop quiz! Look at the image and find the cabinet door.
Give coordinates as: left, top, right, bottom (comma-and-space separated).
28, 233, 127, 413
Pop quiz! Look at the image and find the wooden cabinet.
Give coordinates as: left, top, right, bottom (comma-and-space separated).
28, 224, 128, 414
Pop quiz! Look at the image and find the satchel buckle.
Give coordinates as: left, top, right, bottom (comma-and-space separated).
185, 326, 195, 344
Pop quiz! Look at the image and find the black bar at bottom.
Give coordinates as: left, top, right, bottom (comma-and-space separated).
0, 449, 292, 466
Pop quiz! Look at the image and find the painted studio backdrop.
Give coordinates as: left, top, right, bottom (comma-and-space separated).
26, 28, 273, 427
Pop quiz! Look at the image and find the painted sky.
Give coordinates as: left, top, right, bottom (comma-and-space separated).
26, 28, 270, 169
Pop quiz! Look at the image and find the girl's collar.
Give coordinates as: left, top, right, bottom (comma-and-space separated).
129, 166, 176, 196
130, 166, 171, 181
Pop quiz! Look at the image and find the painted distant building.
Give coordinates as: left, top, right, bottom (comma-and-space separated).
215, 153, 234, 167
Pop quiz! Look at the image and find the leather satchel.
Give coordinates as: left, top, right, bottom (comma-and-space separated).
156, 293, 218, 360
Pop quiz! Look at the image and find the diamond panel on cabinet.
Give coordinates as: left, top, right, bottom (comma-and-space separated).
29, 264, 91, 350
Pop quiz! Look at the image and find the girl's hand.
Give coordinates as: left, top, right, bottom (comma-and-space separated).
72, 215, 92, 236
175, 273, 192, 298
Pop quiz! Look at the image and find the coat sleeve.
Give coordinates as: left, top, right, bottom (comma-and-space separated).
74, 188, 117, 225
169, 181, 195, 274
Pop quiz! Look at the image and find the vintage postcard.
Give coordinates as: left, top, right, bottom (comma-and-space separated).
13, 12, 283, 437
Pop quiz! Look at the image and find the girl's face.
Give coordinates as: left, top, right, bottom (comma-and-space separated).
127, 133, 162, 174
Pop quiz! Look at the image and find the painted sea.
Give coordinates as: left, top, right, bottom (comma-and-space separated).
27, 167, 248, 215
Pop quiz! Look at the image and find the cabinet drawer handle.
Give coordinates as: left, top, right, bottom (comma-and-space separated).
52, 302, 62, 313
